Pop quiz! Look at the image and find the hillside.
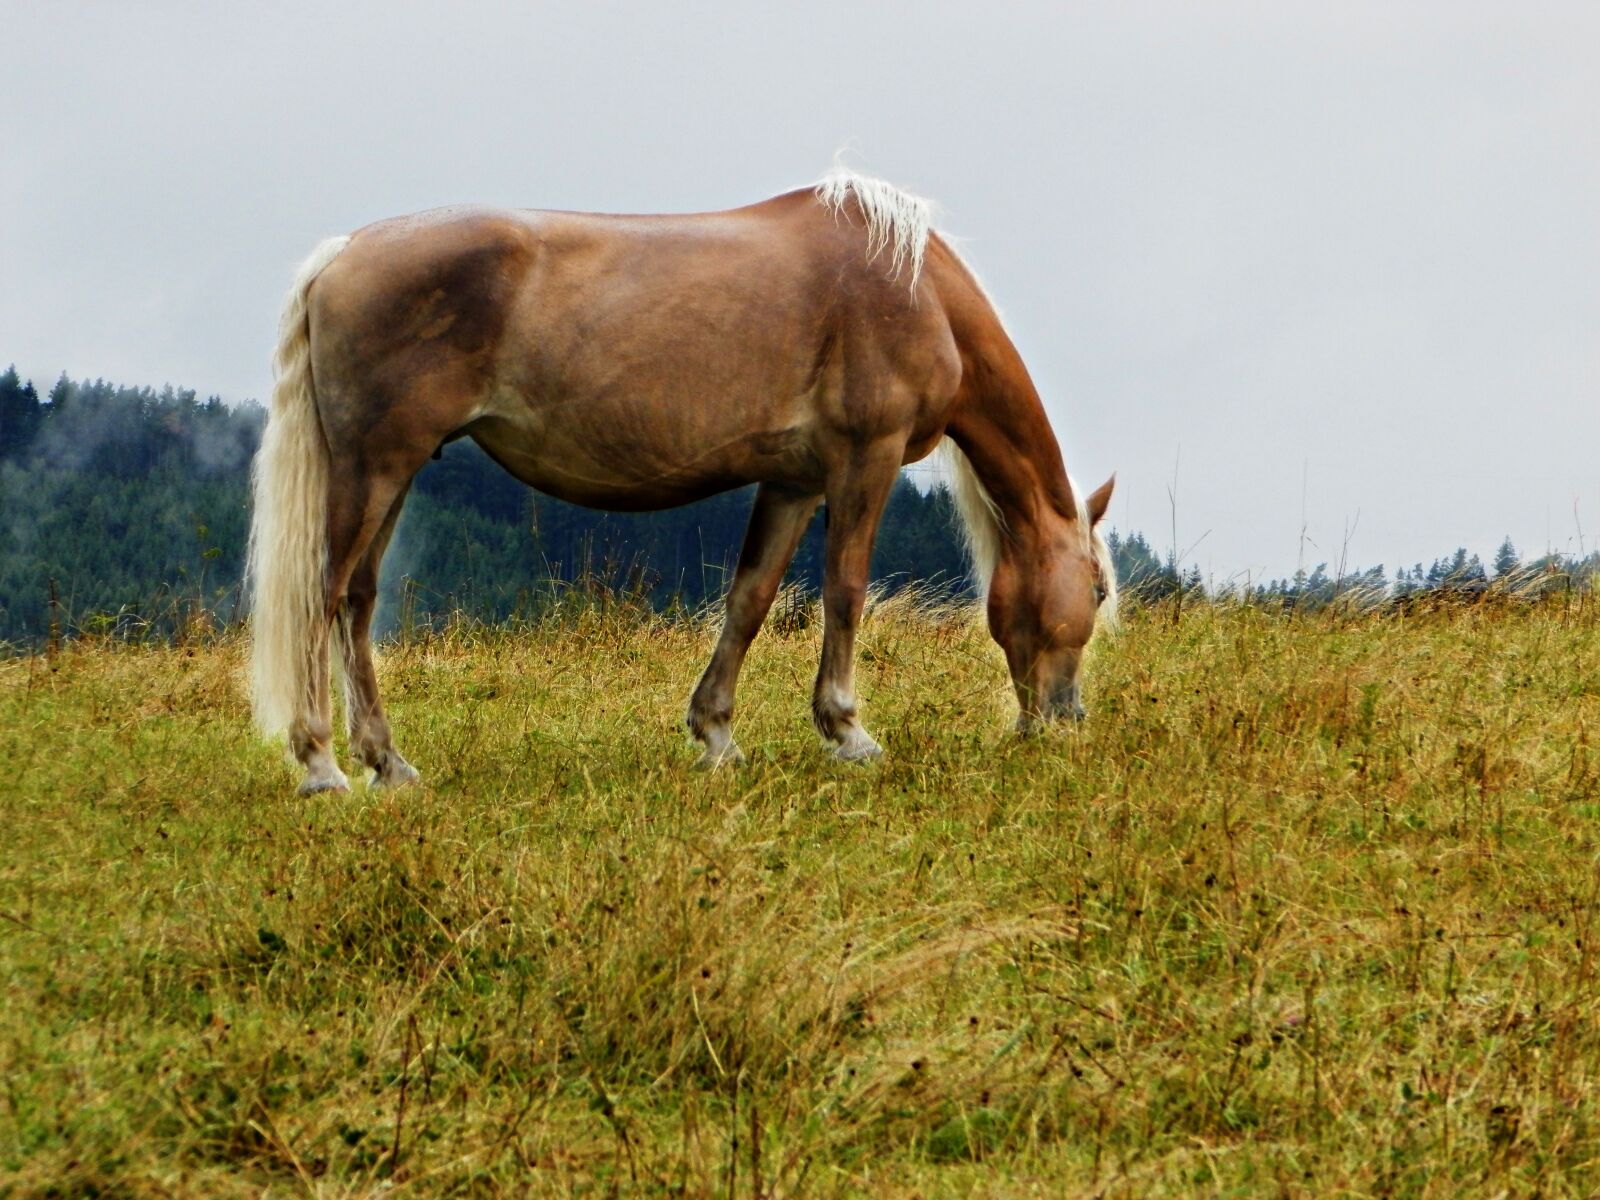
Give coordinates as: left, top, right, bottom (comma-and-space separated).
5, 598, 1600, 1194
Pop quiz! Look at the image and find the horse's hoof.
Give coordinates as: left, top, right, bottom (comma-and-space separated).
695, 743, 746, 770
373, 758, 422, 789
831, 735, 883, 763
298, 768, 351, 796
371, 750, 421, 789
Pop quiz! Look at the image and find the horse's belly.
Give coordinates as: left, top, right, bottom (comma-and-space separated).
466, 400, 819, 511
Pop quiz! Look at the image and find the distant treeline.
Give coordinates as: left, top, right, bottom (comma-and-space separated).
0, 364, 1589, 645
0, 366, 972, 643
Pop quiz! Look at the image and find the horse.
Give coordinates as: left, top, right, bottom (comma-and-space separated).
246, 169, 1117, 793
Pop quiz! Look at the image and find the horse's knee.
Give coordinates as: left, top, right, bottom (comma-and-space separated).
344, 568, 379, 612
824, 580, 867, 620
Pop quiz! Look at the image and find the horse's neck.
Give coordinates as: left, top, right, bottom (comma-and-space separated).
945, 339, 1076, 535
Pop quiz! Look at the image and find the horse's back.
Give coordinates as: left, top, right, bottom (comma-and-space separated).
305, 189, 965, 506
316, 188, 943, 354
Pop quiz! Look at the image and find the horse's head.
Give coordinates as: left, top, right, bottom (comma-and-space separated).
987, 474, 1116, 730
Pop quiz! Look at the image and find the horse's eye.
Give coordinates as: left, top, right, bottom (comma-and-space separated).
1093, 581, 1106, 606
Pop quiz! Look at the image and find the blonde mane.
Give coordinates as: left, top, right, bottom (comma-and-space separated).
938, 438, 1003, 594
815, 168, 933, 290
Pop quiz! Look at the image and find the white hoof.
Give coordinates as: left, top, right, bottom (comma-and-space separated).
831, 731, 883, 763
691, 718, 746, 769
298, 765, 351, 795
373, 756, 421, 789
695, 740, 747, 770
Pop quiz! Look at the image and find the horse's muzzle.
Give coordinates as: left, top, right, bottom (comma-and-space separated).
1015, 682, 1086, 733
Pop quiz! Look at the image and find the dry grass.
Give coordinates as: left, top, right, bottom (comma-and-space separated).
5, 594, 1600, 1196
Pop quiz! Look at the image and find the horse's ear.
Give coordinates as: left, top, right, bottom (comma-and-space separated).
1085, 474, 1115, 526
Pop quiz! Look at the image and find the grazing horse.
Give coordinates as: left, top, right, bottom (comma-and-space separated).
247, 170, 1117, 793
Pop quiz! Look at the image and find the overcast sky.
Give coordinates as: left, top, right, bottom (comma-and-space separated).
6, 2, 1597, 581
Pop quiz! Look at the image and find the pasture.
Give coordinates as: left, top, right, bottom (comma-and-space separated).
4, 594, 1600, 1196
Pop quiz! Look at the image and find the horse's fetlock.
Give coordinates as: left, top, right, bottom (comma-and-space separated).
686, 694, 731, 742
811, 695, 854, 743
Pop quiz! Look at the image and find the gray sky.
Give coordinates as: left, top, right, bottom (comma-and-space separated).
6, 2, 1597, 581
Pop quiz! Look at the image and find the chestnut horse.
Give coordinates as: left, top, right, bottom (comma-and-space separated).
247, 170, 1116, 793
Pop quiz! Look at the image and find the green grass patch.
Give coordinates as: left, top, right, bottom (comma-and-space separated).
5, 597, 1600, 1196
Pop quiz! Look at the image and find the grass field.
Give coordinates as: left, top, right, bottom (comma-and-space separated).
5, 593, 1600, 1197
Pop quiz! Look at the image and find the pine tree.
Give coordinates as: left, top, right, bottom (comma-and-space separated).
0, 365, 42, 459
47, 372, 74, 415
1494, 537, 1519, 578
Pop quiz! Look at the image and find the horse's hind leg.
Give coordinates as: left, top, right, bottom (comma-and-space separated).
687, 483, 820, 767
318, 457, 429, 789
813, 444, 901, 761
337, 485, 420, 788
291, 623, 347, 794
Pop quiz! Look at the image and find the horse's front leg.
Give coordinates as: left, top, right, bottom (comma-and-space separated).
813, 446, 901, 761
687, 483, 820, 767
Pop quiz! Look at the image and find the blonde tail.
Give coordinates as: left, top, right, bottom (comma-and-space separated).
247, 235, 351, 739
